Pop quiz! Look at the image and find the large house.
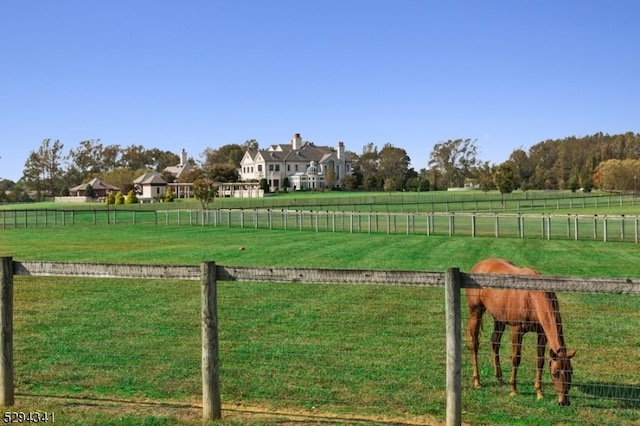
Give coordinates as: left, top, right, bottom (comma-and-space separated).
239, 133, 353, 191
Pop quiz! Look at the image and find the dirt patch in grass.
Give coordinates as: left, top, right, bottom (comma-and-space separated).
11, 395, 444, 425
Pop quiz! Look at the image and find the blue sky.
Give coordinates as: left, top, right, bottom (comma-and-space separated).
1, 0, 639, 182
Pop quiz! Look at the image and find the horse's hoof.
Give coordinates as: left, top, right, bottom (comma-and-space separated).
510, 391, 518, 397
537, 393, 544, 400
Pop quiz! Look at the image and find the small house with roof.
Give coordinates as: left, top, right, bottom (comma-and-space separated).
239, 133, 353, 191
69, 177, 120, 198
133, 172, 167, 201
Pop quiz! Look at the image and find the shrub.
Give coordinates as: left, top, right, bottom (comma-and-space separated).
164, 186, 174, 202
114, 191, 125, 205
85, 184, 95, 198
259, 178, 270, 193
125, 190, 139, 204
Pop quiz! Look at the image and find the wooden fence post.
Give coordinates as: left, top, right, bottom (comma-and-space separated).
201, 261, 221, 421
445, 267, 461, 426
0, 257, 14, 406
471, 214, 476, 238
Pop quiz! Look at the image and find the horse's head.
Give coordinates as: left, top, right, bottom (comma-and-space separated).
549, 348, 576, 406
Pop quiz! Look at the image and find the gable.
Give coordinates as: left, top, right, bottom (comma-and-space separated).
240, 150, 257, 165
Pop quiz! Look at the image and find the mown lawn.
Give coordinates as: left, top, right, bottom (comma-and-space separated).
2, 203, 640, 425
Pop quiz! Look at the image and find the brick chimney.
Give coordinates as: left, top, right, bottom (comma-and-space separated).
291, 133, 302, 150
337, 141, 344, 159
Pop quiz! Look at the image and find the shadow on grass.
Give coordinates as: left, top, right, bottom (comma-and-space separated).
577, 382, 640, 409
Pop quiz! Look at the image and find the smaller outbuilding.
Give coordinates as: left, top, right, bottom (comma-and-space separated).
69, 177, 120, 198
133, 172, 167, 201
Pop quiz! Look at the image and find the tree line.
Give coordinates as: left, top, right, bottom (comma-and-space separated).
1, 131, 640, 202
348, 132, 640, 194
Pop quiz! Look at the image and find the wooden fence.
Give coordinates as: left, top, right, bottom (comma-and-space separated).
2, 257, 640, 424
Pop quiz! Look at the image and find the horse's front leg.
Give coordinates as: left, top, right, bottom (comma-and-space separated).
534, 330, 547, 400
491, 321, 506, 386
509, 326, 524, 397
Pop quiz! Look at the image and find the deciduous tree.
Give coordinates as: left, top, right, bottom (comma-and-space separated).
22, 139, 65, 198
193, 177, 217, 209
493, 162, 516, 195
356, 143, 379, 189
324, 167, 336, 190
202, 144, 245, 168
428, 138, 479, 188
378, 143, 410, 192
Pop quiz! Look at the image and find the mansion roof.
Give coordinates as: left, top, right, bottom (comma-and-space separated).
245, 142, 349, 164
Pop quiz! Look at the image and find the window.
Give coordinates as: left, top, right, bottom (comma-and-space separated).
275, 165, 280, 172
258, 165, 263, 172
269, 164, 274, 171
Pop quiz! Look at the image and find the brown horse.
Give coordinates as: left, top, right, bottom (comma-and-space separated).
467, 258, 576, 406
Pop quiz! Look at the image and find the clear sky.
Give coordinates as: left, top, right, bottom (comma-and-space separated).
1, 0, 639, 182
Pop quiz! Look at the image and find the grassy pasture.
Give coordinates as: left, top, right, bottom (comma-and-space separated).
8, 263, 640, 426
2, 191, 640, 425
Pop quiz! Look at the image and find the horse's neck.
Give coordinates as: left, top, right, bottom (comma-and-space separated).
534, 293, 567, 353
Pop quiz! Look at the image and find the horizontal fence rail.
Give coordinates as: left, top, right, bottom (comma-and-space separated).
3, 258, 640, 424
13, 261, 640, 293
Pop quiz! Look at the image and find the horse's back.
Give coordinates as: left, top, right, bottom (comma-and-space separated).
470, 258, 539, 276
467, 258, 541, 323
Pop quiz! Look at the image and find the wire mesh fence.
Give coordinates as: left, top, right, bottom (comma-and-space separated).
6, 261, 640, 425
456, 270, 640, 425
12, 273, 443, 421
217, 281, 440, 417
13, 276, 202, 402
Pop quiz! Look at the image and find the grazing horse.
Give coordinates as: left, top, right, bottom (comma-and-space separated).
467, 258, 576, 406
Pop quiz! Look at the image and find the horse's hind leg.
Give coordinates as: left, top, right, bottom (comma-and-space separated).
491, 320, 506, 386
468, 305, 485, 388
509, 326, 524, 396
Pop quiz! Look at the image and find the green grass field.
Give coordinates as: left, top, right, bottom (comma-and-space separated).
1, 192, 640, 425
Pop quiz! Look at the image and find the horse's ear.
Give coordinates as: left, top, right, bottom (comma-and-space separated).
550, 349, 576, 360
